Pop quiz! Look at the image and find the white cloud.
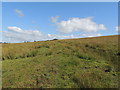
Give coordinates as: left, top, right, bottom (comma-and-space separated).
3, 26, 103, 43
3, 27, 78, 42
47, 34, 79, 40
81, 33, 102, 37
15, 9, 24, 17
50, 16, 59, 23
115, 26, 120, 33
52, 17, 106, 33
3, 27, 46, 42
7, 27, 22, 32
7, 27, 43, 36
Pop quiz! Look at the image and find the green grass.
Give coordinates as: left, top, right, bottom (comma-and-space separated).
2, 35, 119, 88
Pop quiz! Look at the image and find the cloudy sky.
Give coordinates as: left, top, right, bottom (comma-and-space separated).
1, 2, 118, 43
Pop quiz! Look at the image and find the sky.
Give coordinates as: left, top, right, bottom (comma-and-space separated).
1, 2, 119, 43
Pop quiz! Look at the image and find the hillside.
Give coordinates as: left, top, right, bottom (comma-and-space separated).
2, 35, 120, 88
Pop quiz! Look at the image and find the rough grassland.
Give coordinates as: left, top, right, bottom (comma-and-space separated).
2, 35, 120, 88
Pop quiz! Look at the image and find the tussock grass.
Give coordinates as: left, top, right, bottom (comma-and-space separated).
2, 35, 119, 88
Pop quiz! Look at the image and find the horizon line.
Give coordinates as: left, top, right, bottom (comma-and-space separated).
1, 34, 119, 44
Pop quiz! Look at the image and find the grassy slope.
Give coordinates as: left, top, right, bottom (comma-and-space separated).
2, 35, 120, 88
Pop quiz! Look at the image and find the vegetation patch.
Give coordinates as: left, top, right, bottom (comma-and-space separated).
2, 35, 119, 88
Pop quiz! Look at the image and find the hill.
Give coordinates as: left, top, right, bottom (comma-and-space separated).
2, 35, 120, 88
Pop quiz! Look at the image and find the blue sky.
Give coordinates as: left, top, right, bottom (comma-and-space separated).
2, 2, 118, 43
